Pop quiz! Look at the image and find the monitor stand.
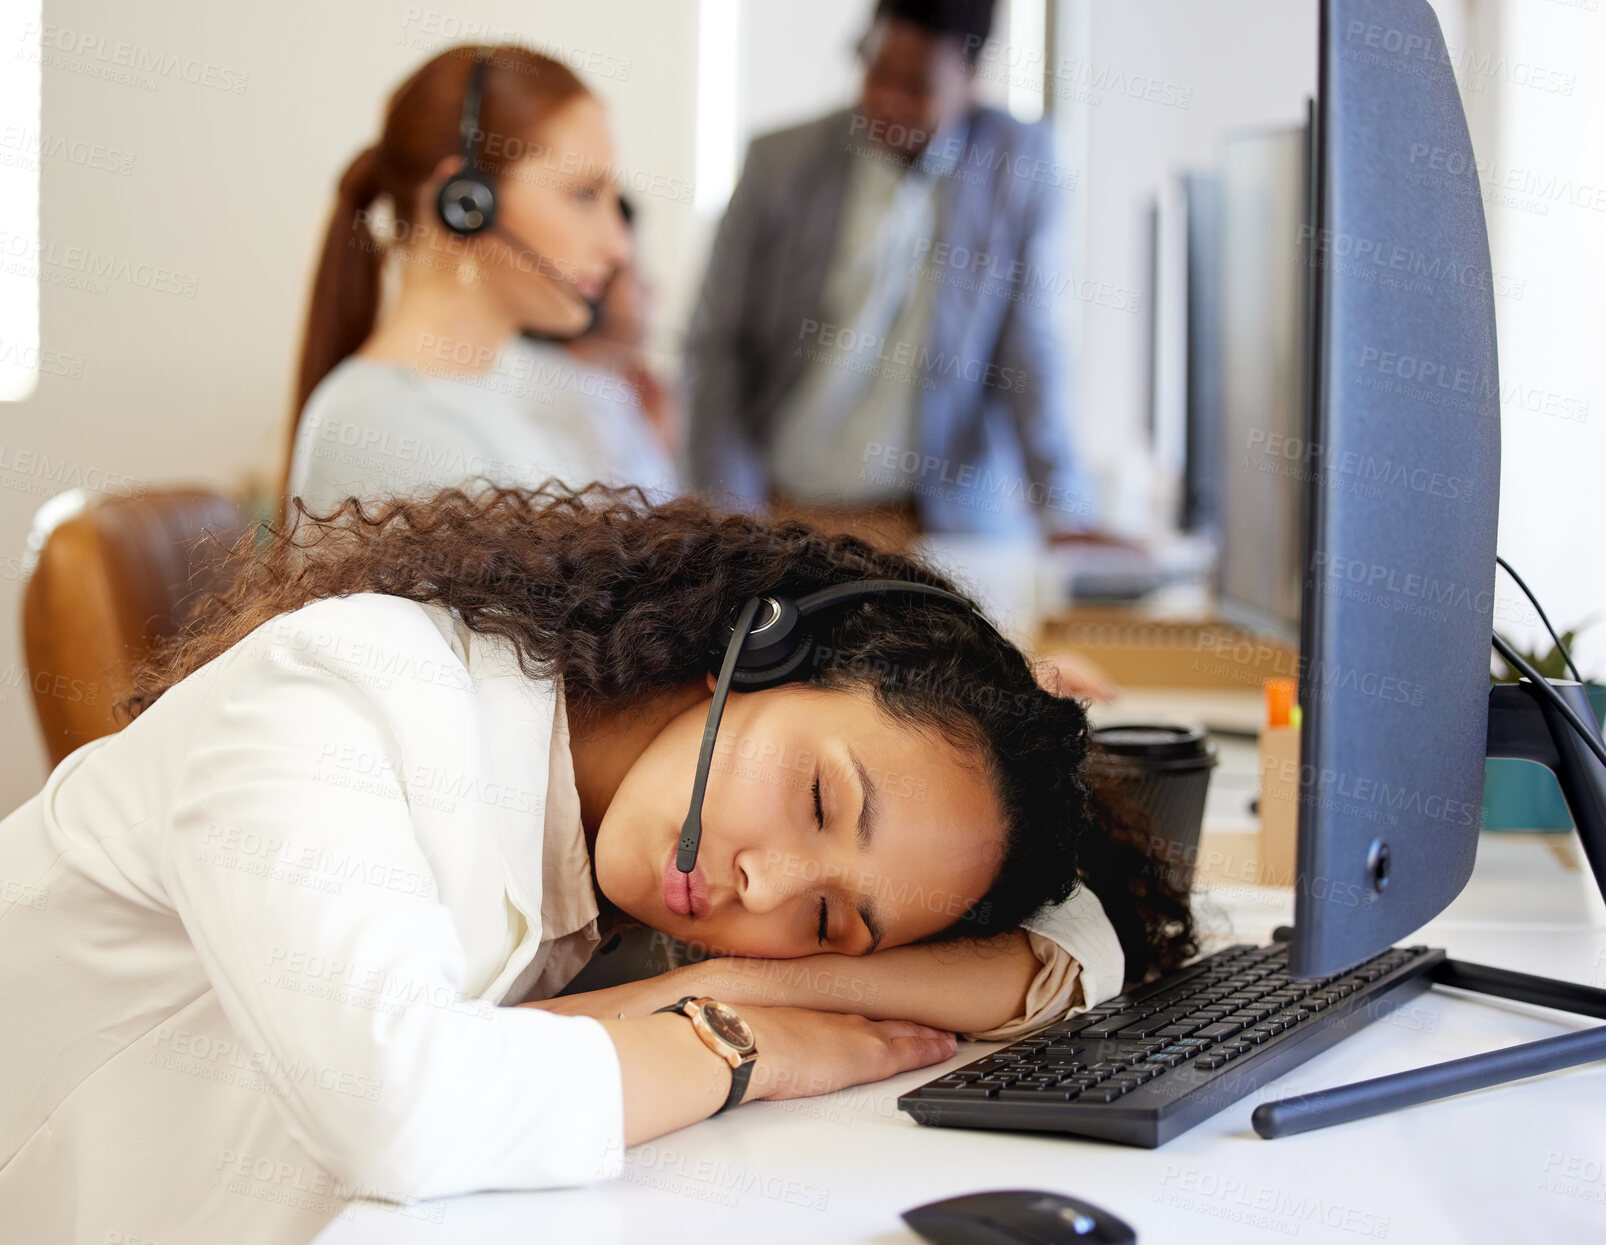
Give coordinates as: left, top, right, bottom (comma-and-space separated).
1253, 678, 1606, 1138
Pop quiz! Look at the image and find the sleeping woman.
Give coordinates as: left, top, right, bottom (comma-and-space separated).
0, 485, 1192, 1243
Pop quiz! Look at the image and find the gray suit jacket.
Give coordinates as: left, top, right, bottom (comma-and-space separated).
684, 106, 1091, 534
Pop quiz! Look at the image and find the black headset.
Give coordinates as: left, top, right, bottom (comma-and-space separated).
433, 49, 603, 334
676, 580, 992, 873
435, 52, 499, 236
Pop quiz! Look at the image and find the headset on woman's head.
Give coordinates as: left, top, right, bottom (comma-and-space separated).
433, 49, 602, 329
676, 580, 995, 873
435, 51, 499, 236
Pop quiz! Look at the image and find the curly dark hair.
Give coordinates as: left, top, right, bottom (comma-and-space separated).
128, 484, 1195, 985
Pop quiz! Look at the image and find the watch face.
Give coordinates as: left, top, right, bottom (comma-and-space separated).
700, 1001, 755, 1052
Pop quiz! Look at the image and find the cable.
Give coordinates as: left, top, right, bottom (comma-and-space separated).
1495, 555, 1583, 683
1490, 632, 1606, 771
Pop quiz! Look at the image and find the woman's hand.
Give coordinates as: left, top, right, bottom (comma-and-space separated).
596, 1003, 958, 1145
737, 1006, 958, 1103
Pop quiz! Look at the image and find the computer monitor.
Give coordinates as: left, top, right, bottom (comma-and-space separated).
1179, 172, 1220, 536
1214, 127, 1309, 640
1289, 0, 1503, 977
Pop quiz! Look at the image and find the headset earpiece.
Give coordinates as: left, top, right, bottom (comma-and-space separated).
708, 596, 813, 691
436, 170, 498, 235
436, 51, 497, 237
680, 578, 991, 873
706, 580, 992, 693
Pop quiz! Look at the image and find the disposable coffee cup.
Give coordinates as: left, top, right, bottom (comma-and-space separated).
1086, 724, 1218, 893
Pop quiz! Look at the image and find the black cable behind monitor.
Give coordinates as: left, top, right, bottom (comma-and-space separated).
1495, 555, 1584, 684
1490, 632, 1606, 771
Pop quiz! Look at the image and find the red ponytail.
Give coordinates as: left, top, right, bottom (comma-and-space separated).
288, 144, 384, 440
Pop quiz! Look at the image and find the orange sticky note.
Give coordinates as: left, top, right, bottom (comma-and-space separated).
1265, 677, 1296, 728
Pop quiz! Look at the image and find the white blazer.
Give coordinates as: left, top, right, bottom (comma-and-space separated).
0, 594, 624, 1243
0, 592, 1122, 1242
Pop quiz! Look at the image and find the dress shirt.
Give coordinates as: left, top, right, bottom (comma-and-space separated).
766, 123, 967, 504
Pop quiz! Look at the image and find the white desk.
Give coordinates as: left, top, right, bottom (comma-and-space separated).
317, 712, 1606, 1245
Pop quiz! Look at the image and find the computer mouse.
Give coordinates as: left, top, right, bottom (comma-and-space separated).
902, 1189, 1137, 1245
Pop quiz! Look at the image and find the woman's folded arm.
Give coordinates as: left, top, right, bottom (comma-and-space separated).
161, 604, 626, 1201
535, 925, 1087, 1041
534, 881, 1126, 1041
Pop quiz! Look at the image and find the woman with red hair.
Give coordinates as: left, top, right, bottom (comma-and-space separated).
283, 45, 676, 521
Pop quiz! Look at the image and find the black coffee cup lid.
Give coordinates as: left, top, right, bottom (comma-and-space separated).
1091, 723, 1214, 762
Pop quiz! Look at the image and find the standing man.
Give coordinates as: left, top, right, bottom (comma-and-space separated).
684, 0, 1093, 548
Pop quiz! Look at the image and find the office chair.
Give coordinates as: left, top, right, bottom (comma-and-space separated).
20, 487, 249, 767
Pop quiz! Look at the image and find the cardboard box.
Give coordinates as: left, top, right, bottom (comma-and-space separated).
1038, 609, 1300, 690
1258, 724, 1301, 887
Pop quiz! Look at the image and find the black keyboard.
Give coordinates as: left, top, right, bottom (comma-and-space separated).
898, 941, 1443, 1147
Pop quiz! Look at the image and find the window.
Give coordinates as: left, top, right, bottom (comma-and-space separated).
0, 1, 42, 402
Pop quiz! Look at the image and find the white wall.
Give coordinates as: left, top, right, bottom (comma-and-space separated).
1474, 0, 1606, 675
739, 0, 863, 138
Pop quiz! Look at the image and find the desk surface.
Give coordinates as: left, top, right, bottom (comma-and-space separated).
317, 693, 1606, 1245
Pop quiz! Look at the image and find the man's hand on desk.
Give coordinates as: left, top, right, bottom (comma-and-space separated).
1047, 528, 1146, 552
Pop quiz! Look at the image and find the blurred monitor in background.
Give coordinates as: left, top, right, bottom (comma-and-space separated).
1213, 125, 1309, 640
683, 0, 1096, 553
1179, 171, 1221, 537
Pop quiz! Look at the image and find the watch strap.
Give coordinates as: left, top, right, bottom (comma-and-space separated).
719, 1054, 755, 1115
652, 996, 756, 1115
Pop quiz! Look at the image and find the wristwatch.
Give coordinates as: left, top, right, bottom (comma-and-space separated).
652, 995, 759, 1116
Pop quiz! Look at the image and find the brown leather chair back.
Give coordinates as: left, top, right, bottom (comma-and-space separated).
21, 488, 248, 767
